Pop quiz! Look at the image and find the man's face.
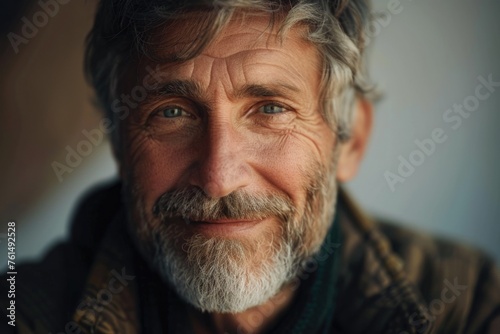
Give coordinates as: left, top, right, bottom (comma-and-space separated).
121, 13, 340, 312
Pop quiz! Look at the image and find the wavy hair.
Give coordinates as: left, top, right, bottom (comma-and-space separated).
85, 0, 374, 146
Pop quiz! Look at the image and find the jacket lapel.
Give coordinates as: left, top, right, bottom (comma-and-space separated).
333, 190, 433, 334
72, 209, 140, 334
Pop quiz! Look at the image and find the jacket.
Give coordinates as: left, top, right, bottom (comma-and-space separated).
1, 181, 499, 333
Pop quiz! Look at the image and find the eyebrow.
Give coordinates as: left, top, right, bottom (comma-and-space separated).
155, 80, 300, 101
235, 83, 301, 99
157, 80, 204, 99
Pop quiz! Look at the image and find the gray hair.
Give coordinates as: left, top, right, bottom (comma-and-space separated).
85, 0, 374, 147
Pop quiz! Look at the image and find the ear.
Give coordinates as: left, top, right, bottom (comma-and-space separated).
336, 98, 373, 182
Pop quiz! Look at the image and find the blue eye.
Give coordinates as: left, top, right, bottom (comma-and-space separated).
161, 107, 184, 118
260, 104, 285, 114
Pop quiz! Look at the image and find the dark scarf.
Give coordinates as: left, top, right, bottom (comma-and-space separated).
5, 181, 440, 333
69, 183, 432, 333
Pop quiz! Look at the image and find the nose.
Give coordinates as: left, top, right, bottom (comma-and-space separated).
188, 120, 251, 198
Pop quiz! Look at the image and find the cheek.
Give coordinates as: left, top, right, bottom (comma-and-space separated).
247, 127, 333, 208
121, 113, 335, 215
123, 129, 194, 210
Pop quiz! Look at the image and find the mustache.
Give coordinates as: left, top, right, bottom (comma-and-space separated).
152, 187, 295, 222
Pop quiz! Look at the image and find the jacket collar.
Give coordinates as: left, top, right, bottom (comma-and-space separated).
69, 181, 433, 333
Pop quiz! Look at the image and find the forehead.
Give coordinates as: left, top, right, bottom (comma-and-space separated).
201, 13, 313, 57
138, 12, 322, 94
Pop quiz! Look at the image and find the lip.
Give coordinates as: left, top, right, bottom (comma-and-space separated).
184, 218, 263, 236
196, 219, 257, 224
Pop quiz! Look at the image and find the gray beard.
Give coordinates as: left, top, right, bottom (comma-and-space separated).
149, 223, 298, 312
125, 153, 339, 313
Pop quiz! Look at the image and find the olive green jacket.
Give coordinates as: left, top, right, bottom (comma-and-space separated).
1, 181, 499, 333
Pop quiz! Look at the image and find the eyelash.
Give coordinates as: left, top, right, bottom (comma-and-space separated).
153, 101, 292, 118
159, 107, 189, 118
258, 102, 286, 114
153, 105, 194, 119
258, 100, 295, 116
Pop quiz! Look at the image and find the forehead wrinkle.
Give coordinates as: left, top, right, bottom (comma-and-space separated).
209, 14, 280, 42
202, 49, 318, 90
157, 79, 204, 98
244, 61, 318, 95
245, 60, 313, 79
199, 56, 234, 107
142, 26, 321, 106
207, 58, 306, 103
154, 60, 317, 108
201, 21, 312, 59
233, 83, 300, 100
198, 47, 289, 62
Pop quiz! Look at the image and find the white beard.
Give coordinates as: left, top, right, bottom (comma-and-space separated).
151, 226, 297, 312
126, 154, 339, 313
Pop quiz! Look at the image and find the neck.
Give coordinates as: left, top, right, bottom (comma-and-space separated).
189, 283, 297, 334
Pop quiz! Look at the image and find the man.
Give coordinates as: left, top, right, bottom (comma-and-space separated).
1, 0, 499, 333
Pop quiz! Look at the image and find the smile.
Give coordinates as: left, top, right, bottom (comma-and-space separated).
182, 217, 263, 236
